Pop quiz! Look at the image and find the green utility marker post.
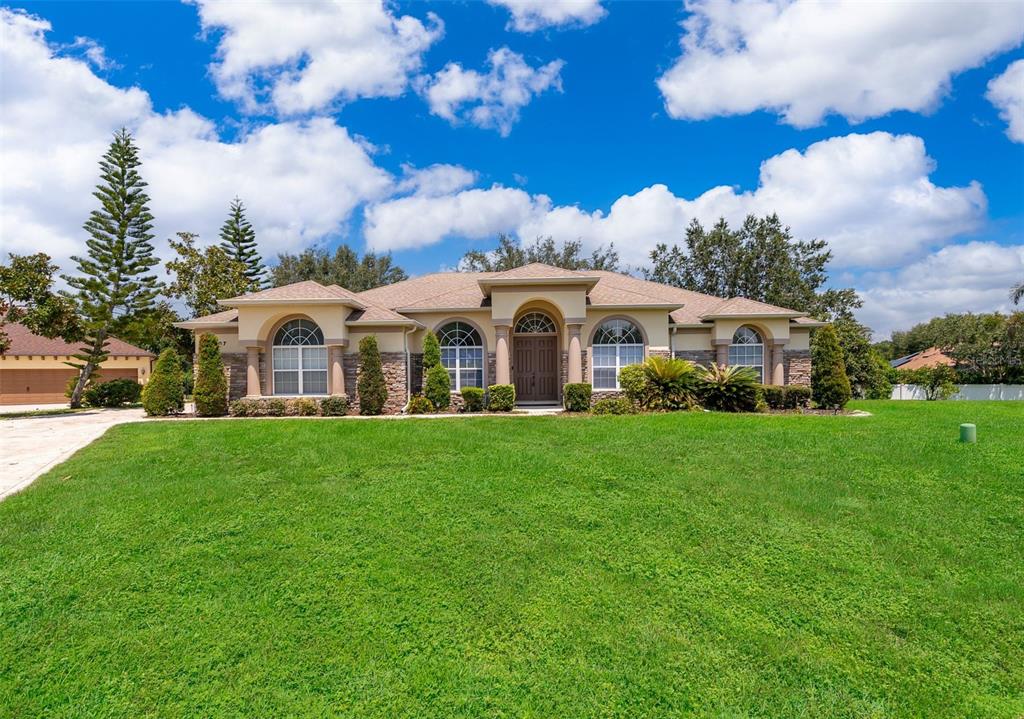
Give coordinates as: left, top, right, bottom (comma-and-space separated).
960, 423, 977, 443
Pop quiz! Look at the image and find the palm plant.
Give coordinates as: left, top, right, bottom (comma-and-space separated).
1012, 280, 1023, 305
642, 355, 699, 410
697, 364, 761, 412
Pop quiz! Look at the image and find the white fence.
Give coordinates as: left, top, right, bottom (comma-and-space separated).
891, 384, 1024, 400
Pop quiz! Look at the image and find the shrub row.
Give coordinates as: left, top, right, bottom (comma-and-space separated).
229, 395, 350, 417
759, 384, 812, 410
83, 377, 142, 408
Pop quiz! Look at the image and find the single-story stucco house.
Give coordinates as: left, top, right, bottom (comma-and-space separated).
0, 323, 154, 405
176, 263, 823, 412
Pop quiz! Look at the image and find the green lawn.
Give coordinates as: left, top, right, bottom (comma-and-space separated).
1, 402, 1022, 718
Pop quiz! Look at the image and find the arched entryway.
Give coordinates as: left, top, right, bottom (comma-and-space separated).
512, 311, 559, 403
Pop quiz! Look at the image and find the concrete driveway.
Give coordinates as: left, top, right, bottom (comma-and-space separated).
0, 408, 145, 500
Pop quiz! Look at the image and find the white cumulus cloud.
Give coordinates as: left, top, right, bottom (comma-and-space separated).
394, 164, 478, 197
658, 0, 1024, 127
0, 8, 392, 274
420, 47, 564, 136
364, 132, 985, 270
987, 59, 1024, 143
190, 0, 443, 114
856, 242, 1024, 338
487, 0, 606, 32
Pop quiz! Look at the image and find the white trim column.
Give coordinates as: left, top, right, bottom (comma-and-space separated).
495, 324, 511, 385
567, 323, 583, 384
245, 345, 261, 397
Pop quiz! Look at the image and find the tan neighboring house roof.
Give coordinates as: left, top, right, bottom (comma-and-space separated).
0, 323, 154, 357
177, 263, 819, 329
890, 346, 956, 370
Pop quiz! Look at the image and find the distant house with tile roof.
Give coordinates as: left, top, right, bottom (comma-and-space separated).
889, 346, 956, 371
176, 263, 823, 413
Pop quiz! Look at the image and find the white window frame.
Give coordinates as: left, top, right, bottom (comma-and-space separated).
438, 322, 484, 392
272, 319, 328, 396
592, 319, 644, 390
728, 326, 764, 383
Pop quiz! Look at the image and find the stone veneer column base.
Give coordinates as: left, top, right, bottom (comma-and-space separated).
674, 350, 714, 366
784, 349, 812, 385
343, 351, 408, 414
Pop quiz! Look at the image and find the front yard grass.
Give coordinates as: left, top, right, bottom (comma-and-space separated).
1, 401, 1022, 718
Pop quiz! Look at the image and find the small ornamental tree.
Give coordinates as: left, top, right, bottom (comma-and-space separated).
422, 330, 450, 410
357, 335, 387, 415
193, 333, 228, 416
811, 324, 852, 410
143, 347, 185, 416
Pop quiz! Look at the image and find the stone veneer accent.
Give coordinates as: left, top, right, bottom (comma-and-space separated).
410, 352, 424, 395
343, 351, 407, 414
784, 349, 812, 385
674, 350, 714, 366
222, 352, 248, 402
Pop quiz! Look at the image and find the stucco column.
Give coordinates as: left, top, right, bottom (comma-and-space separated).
771, 341, 786, 385
329, 345, 345, 396
567, 323, 583, 383
495, 324, 511, 385
245, 346, 261, 397
713, 339, 729, 368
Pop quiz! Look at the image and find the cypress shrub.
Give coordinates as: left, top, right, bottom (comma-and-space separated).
461, 386, 485, 412
357, 335, 387, 415
487, 384, 515, 412
423, 330, 441, 369
563, 383, 592, 412
193, 333, 228, 416
425, 363, 452, 410
143, 348, 184, 416
811, 325, 852, 410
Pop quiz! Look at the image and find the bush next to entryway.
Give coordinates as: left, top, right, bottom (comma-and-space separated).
461, 386, 484, 412
812, 324, 852, 410
487, 384, 515, 412
406, 395, 434, 414
142, 348, 184, 416
357, 335, 387, 415
83, 378, 142, 408
563, 383, 592, 412
194, 333, 228, 417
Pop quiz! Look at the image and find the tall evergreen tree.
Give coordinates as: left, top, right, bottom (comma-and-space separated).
271, 245, 407, 290
63, 129, 161, 408
219, 198, 266, 289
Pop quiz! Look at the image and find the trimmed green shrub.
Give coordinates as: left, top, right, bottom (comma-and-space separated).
423, 329, 441, 369
357, 335, 387, 415
142, 348, 184, 416
425, 363, 452, 411
563, 382, 592, 412
761, 384, 786, 409
264, 398, 286, 417
592, 397, 636, 415
811, 325, 852, 410
618, 364, 647, 406
229, 399, 252, 416
643, 355, 699, 410
461, 386, 485, 412
487, 384, 515, 412
698, 364, 760, 412
294, 397, 319, 416
319, 395, 349, 416
193, 333, 228, 417
83, 378, 141, 408
787, 384, 812, 408
406, 395, 434, 414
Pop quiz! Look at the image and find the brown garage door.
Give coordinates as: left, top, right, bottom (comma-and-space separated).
0, 368, 138, 405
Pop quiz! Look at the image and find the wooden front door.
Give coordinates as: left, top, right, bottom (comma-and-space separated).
513, 335, 558, 402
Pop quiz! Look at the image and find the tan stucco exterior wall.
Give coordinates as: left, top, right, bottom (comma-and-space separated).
582, 308, 671, 352
490, 286, 588, 324
406, 311, 496, 353
235, 304, 351, 345
347, 328, 408, 354
711, 317, 792, 344
0, 354, 152, 382
672, 328, 714, 351
196, 329, 246, 355
788, 328, 811, 351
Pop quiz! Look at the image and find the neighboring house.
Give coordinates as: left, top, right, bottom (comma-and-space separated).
0, 323, 154, 405
889, 346, 956, 371
175, 263, 823, 412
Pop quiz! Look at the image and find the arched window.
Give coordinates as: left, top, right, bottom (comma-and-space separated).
273, 319, 328, 395
514, 312, 556, 334
438, 322, 483, 390
592, 319, 644, 389
729, 326, 764, 382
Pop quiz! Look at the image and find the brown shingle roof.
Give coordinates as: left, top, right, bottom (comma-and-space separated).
489, 262, 594, 280
700, 296, 805, 319
222, 280, 365, 306
0, 323, 154, 357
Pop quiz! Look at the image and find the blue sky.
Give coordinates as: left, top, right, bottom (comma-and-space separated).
2, 0, 1023, 336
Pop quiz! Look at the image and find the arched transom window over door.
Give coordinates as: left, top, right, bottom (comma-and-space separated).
592, 319, 644, 389
438, 322, 483, 391
728, 326, 764, 382
514, 312, 556, 334
273, 319, 328, 395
